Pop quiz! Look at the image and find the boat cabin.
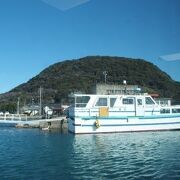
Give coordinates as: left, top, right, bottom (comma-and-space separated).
68, 94, 162, 118
68, 94, 180, 119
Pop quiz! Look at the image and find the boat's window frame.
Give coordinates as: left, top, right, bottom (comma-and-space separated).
95, 97, 108, 107
172, 108, 180, 114
110, 97, 117, 107
75, 96, 90, 108
122, 98, 134, 105
137, 99, 143, 105
160, 108, 170, 114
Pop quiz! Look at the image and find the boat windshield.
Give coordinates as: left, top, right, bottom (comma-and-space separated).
145, 97, 155, 105
75, 96, 90, 107
95, 98, 108, 107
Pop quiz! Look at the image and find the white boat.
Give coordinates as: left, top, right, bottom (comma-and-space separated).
42, 126, 50, 131
67, 93, 180, 134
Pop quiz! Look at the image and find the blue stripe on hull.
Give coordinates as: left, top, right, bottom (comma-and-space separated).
69, 129, 180, 134
73, 121, 180, 127
80, 114, 180, 120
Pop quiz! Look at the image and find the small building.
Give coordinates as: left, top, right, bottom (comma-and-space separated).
21, 105, 40, 116
92, 83, 140, 95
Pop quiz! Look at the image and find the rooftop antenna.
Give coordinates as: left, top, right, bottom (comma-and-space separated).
103, 71, 107, 84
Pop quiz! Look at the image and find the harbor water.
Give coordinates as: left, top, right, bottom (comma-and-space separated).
0, 128, 180, 180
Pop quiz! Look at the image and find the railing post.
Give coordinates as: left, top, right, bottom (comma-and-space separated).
19, 114, 21, 121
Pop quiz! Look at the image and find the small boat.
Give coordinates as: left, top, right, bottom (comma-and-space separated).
67, 93, 180, 134
42, 126, 50, 131
15, 123, 30, 128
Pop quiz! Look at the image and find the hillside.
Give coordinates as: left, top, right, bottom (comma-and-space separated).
0, 56, 180, 111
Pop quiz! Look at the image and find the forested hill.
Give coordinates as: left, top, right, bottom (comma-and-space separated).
0, 56, 180, 108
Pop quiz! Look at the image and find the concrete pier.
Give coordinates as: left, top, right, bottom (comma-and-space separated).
15, 116, 67, 131
39, 118, 68, 130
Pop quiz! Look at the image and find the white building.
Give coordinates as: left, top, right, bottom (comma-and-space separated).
92, 84, 140, 95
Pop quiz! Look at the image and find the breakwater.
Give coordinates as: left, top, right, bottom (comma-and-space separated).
15, 117, 68, 131
0, 114, 68, 132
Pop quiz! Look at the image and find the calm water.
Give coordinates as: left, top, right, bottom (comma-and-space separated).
0, 128, 180, 180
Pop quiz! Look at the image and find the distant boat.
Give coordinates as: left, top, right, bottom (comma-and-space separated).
67, 93, 180, 134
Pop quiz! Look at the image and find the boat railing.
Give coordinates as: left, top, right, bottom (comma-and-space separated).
0, 114, 28, 121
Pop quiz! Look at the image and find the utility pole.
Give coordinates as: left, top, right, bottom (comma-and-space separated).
39, 87, 42, 116
17, 97, 20, 114
123, 80, 127, 94
103, 71, 107, 84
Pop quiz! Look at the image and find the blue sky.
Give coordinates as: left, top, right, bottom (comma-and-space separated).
0, 0, 180, 93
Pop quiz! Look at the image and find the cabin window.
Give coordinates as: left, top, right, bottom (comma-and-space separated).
122, 98, 134, 105
160, 109, 170, 114
95, 98, 107, 106
172, 108, 180, 113
76, 96, 90, 107
137, 99, 142, 105
110, 98, 117, 107
145, 97, 155, 105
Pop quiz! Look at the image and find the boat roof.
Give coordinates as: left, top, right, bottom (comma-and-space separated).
74, 93, 150, 97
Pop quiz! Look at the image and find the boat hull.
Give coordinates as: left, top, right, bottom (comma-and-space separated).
68, 115, 180, 134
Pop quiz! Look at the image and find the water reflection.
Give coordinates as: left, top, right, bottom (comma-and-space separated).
71, 132, 180, 179
0, 128, 180, 179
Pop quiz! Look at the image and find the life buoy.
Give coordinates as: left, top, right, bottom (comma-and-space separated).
95, 119, 100, 128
